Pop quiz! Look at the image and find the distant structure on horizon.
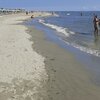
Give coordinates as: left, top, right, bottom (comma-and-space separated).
0, 8, 25, 14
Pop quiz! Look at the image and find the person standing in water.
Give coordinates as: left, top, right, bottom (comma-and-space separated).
80, 12, 83, 16
93, 15, 99, 35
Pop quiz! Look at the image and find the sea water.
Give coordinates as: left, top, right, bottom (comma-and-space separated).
38, 11, 100, 57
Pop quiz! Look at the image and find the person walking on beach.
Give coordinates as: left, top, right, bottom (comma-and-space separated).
93, 15, 99, 35
31, 15, 34, 18
26, 11, 28, 15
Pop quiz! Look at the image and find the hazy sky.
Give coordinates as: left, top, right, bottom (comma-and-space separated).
0, 0, 100, 11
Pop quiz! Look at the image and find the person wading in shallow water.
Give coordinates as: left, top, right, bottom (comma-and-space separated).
93, 15, 99, 35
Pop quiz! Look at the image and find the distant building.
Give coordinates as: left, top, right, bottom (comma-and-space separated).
0, 8, 25, 14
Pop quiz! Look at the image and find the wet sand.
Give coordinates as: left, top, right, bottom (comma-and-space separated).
27, 25, 100, 100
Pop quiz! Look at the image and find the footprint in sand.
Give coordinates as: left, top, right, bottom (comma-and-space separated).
50, 58, 55, 61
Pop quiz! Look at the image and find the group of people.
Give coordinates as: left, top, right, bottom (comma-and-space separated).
93, 15, 100, 35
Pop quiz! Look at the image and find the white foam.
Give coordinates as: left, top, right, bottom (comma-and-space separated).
39, 19, 75, 37
38, 19, 100, 57
63, 40, 100, 57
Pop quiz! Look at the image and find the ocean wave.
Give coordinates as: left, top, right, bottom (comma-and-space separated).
38, 19, 100, 57
63, 39, 100, 57
38, 19, 75, 37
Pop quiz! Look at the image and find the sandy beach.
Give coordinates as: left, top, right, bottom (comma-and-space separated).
0, 13, 50, 100
0, 12, 100, 100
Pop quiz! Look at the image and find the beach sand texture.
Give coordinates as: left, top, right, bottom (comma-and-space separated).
0, 14, 49, 100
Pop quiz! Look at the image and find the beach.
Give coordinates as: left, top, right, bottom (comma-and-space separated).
0, 12, 100, 100
0, 13, 50, 100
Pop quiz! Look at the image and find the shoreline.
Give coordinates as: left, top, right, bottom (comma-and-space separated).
27, 20, 100, 100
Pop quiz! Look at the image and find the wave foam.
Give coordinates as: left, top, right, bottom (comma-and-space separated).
63, 40, 100, 57
38, 19, 100, 57
38, 19, 75, 37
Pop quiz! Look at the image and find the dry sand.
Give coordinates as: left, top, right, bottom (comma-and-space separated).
27, 25, 100, 100
0, 13, 50, 100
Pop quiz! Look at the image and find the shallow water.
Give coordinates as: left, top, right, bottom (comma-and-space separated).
25, 13, 100, 86
38, 11, 100, 57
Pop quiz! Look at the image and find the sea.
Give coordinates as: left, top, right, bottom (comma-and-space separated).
26, 11, 100, 57
26, 11, 100, 85
40, 11, 100, 56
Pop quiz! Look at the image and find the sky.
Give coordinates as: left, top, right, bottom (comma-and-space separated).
0, 0, 100, 11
